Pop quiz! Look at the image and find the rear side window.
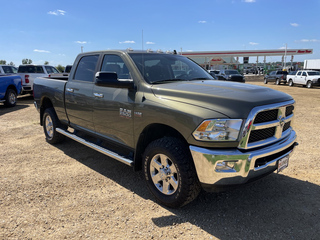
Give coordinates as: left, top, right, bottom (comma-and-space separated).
45, 66, 59, 74
18, 66, 44, 73
73, 55, 99, 82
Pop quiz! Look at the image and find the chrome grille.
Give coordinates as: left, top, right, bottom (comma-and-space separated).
238, 100, 295, 150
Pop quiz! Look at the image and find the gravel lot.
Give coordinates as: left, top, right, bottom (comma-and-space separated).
1, 79, 319, 239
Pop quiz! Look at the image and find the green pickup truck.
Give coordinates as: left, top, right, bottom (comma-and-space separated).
33, 49, 298, 207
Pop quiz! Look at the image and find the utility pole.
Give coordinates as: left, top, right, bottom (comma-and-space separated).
284, 43, 287, 70
81, 46, 84, 53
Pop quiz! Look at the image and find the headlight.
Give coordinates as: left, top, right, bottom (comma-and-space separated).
193, 119, 243, 141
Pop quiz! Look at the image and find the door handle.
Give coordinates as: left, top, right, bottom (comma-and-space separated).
94, 93, 104, 98
66, 88, 74, 93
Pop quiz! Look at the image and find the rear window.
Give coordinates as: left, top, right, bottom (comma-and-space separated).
18, 66, 44, 73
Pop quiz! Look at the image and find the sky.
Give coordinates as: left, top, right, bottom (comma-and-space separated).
1, 0, 319, 67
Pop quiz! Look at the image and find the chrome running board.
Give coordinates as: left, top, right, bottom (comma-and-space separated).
56, 128, 133, 166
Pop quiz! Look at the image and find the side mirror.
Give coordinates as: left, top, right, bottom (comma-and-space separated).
95, 71, 134, 89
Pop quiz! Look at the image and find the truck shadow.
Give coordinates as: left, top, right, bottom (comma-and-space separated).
55, 138, 319, 240
0, 95, 33, 115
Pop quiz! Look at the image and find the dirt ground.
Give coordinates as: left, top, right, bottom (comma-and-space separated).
1, 79, 319, 240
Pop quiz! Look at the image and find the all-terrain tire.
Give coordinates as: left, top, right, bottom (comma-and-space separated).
43, 108, 66, 144
143, 137, 201, 208
4, 89, 17, 107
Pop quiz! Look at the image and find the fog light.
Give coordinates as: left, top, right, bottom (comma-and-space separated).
215, 161, 238, 172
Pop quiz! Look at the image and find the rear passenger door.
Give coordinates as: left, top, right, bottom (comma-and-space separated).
295, 71, 302, 84
92, 54, 135, 147
65, 54, 99, 132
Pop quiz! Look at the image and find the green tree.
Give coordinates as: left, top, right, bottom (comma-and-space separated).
44, 61, 49, 65
0, 60, 6, 64
9, 62, 15, 66
22, 59, 32, 64
56, 64, 65, 73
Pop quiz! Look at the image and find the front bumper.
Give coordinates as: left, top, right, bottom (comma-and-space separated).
190, 130, 297, 191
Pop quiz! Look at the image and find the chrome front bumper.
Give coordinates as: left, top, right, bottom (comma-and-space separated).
190, 130, 298, 190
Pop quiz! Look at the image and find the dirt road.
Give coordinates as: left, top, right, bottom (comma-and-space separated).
1, 81, 319, 239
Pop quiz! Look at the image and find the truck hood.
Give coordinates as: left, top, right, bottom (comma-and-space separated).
151, 80, 293, 118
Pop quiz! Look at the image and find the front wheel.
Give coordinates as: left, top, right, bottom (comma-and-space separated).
4, 89, 17, 107
264, 78, 268, 84
276, 78, 280, 85
43, 108, 66, 144
143, 137, 201, 208
306, 81, 313, 88
288, 80, 294, 87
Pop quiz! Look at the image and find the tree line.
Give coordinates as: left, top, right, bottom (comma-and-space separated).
0, 59, 65, 72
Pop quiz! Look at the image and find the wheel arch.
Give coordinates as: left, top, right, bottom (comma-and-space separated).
6, 84, 18, 94
133, 123, 188, 171
39, 97, 54, 126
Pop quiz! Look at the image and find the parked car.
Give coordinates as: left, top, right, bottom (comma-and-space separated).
287, 70, 320, 88
0, 74, 22, 107
0, 65, 17, 75
208, 70, 220, 75
264, 70, 288, 85
216, 69, 245, 82
17, 65, 60, 94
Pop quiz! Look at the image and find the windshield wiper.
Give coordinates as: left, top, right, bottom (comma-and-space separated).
152, 79, 187, 84
190, 77, 213, 80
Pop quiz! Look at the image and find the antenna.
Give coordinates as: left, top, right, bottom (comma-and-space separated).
142, 30, 144, 50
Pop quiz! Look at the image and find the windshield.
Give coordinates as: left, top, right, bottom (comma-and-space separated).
129, 53, 213, 84
308, 71, 320, 76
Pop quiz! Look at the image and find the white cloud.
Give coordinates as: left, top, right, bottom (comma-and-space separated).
119, 40, 135, 44
249, 42, 259, 45
243, 0, 256, 2
75, 41, 87, 44
198, 21, 207, 24
146, 42, 155, 45
48, 9, 66, 16
34, 49, 50, 53
295, 39, 320, 42
290, 23, 299, 27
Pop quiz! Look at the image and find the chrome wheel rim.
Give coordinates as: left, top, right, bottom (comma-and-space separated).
45, 115, 54, 138
150, 154, 179, 195
9, 92, 16, 105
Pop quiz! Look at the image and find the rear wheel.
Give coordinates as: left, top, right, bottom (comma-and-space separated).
264, 78, 268, 84
143, 137, 201, 208
4, 89, 17, 107
43, 108, 66, 144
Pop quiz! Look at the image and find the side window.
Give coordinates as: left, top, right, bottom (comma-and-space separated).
2, 66, 14, 73
302, 72, 307, 76
270, 71, 275, 75
297, 71, 302, 76
74, 55, 99, 82
45, 66, 60, 74
101, 54, 131, 79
